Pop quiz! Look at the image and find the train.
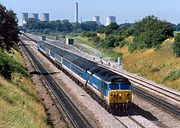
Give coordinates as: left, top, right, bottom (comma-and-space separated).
37, 41, 132, 111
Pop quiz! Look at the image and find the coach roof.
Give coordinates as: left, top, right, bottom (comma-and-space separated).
39, 41, 97, 70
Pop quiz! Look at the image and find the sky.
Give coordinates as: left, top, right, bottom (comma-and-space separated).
0, 0, 180, 25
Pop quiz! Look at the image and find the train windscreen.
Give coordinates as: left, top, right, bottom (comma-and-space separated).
110, 83, 131, 90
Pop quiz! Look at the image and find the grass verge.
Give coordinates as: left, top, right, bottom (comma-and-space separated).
0, 49, 50, 128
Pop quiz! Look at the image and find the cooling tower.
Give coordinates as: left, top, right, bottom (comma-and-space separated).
21, 12, 28, 26
40, 13, 49, 21
106, 16, 116, 26
30, 13, 39, 20
93, 16, 100, 25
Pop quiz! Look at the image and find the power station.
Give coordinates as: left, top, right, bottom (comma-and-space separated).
20, 12, 50, 26
19, 3, 118, 26
30, 13, 39, 20
75, 2, 78, 23
93, 16, 100, 25
21, 12, 28, 26
40, 13, 49, 22
106, 16, 116, 26
21, 12, 28, 21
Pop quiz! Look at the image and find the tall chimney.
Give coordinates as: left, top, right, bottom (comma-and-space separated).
75, 2, 78, 23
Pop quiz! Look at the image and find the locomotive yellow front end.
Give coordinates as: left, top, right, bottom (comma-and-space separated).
108, 90, 132, 105
107, 77, 132, 110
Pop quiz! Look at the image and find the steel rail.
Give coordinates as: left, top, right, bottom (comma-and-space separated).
21, 33, 180, 116
113, 69, 180, 102
132, 86, 180, 116
20, 38, 93, 128
114, 116, 146, 128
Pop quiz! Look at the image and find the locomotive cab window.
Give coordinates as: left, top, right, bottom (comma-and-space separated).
121, 83, 131, 90
110, 78, 131, 90
109, 83, 120, 90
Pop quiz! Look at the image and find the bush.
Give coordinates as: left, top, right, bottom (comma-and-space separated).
173, 33, 180, 57
164, 70, 180, 81
128, 40, 147, 52
173, 41, 180, 57
0, 50, 27, 79
114, 40, 126, 47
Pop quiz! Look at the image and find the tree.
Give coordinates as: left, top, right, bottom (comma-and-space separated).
106, 23, 119, 30
62, 20, 72, 33
80, 21, 99, 31
129, 15, 174, 51
176, 23, 180, 31
0, 4, 19, 51
26, 19, 100, 34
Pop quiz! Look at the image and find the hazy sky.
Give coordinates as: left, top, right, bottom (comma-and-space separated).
1, 0, 180, 24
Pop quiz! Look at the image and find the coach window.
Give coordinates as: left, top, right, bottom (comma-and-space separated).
63, 59, 70, 68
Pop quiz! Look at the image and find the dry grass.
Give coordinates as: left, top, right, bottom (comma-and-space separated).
0, 76, 49, 128
117, 38, 180, 91
0, 50, 49, 128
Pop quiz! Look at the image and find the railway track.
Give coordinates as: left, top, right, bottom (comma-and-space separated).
20, 38, 93, 128
21, 33, 180, 116
132, 86, 180, 116
32, 34, 179, 101
114, 116, 146, 128
113, 69, 180, 102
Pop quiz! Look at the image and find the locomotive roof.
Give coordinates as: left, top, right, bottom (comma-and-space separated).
88, 66, 127, 82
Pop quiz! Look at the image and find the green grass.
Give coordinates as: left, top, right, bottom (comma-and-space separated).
164, 70, 180, 82
75, 36, 122, 61
75, 36, 96, 48
174, 31, 180, 36
74, 44, 92, 54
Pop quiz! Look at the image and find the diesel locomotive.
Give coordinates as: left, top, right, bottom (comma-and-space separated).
37, 41, 132, 111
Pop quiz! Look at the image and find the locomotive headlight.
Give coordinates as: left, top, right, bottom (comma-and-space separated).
126, 93, 129, 96
119, 94, 122, 99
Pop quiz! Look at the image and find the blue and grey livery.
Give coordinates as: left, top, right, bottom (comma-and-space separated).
37, 41, 132, 111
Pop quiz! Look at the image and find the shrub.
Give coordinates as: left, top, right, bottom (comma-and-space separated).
128, 40, 147, 52
173, 33, 180, 57
164, 70, 180, 81
0, 50, 27, 79
173, 41, 180, 57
